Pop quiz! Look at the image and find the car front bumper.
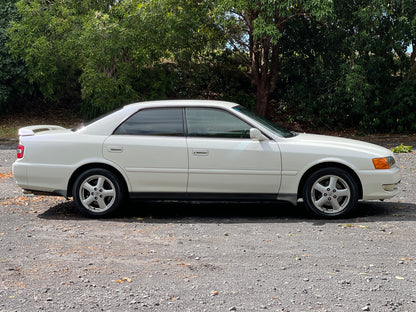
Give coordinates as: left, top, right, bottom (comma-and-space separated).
358, 166, 401, 200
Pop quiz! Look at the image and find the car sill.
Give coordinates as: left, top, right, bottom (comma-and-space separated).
130, 192, 297, 205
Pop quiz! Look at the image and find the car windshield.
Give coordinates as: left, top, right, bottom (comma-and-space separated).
233, 105, 295, 138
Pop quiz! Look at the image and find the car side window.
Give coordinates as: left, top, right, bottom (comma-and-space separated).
114, 108, 184, 136
186, 108, 251, 138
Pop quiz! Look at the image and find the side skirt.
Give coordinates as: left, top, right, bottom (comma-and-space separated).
129, 192, 297, 205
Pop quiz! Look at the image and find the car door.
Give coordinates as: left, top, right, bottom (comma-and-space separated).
103, 107, 188, 193
185, 107, 281, 194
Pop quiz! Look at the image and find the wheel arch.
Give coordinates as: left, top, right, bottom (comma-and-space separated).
67, 163, 129, 198
297, 162, 363, 200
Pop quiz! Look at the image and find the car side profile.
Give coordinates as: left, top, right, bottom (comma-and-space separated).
12, 100, 401, 218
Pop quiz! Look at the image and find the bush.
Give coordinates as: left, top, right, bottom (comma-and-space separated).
0, 0, 29, 113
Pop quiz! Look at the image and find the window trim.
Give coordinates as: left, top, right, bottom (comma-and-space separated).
112, 105, 269, 140
184, 107, 256, 140
112, 107, 186, 137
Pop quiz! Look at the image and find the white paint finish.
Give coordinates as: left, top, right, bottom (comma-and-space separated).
103, 135, 188, 192
187, 137, 281, 193
12, 100, 401, 204
357, 167, 401, 199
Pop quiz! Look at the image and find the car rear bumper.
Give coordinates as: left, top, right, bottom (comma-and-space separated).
12, 162, 70, 196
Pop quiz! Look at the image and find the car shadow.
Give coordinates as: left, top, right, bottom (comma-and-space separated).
38, 199, 416, 225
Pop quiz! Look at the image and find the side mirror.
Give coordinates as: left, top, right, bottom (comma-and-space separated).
250, 128, 267, 141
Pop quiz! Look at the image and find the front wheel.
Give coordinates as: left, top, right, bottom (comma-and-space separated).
73, 168, 125, 217
302, 167, 359, 218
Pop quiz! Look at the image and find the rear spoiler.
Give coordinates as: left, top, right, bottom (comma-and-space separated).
18, 125, 66, 137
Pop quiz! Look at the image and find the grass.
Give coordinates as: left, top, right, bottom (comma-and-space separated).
0, 107, 82, 140
0, 124, 17, 139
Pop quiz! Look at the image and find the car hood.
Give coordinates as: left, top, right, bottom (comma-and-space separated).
285, 133, 393, 157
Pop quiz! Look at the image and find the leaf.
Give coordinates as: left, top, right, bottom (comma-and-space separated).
338, 224, 369, 229
391, 144, 412, 153
0, 172, 13, 179
116, 277, 132, 283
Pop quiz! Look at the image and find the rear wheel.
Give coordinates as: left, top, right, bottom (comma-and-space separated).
303, 167, 359, 218
73, 168, 125, 217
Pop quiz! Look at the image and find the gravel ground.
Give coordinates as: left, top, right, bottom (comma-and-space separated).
0, 139, 416, 312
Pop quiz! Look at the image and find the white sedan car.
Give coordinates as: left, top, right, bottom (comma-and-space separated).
12, 100, 400, 218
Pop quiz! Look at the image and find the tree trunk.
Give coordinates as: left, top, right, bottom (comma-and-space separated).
253, 41, 280, 118
244, 10, 285, 118
411, 41, 416, 76
255, 81, 270, 117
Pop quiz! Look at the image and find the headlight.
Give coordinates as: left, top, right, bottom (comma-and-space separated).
372, 156, 396, 169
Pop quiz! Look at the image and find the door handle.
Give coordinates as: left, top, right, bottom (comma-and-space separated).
108, 145, 124, 153
193, 149, 209, 156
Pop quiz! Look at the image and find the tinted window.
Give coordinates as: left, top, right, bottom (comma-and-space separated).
114, 108, 184, 136
186, 108, 251, 138
233, 105, 295, 138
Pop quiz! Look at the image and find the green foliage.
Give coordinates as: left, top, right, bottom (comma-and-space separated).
391, 143, 413, 153
215, 0, 333, 116
8, 0, 223, 118
168, 53, 255, 108
3, 0, 416, 134
7, 0, 89, 103
0, 0, 28, 111
275, 0, 416, 133
77, 0, 223, 118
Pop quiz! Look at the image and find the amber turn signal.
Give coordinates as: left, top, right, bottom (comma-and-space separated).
372, 157, 390, 169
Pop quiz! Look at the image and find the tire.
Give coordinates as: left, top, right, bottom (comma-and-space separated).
302, 167, 359, 218
73, 168, 125, 218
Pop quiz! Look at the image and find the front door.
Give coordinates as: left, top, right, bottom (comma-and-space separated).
185, 107, 281, 194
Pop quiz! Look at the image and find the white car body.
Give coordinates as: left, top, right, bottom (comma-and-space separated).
12, 100, 401, 218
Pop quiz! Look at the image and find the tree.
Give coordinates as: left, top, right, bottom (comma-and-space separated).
7, 0, 101, 103
274, 0, 416, 132
78, 0, 222, 117
8, 0, 221, 117
215, 0, 332, 117
0, 0, 27, 112
403, 0, 416, 75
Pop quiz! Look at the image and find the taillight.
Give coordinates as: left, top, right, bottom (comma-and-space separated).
17, 144, 24, 159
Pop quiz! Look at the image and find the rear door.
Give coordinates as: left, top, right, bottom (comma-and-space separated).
185, 107, 281, 194
103, 107, 188, 193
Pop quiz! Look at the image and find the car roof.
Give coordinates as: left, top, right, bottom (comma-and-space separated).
79, 100, 240, 136
123, 100, 238, 109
